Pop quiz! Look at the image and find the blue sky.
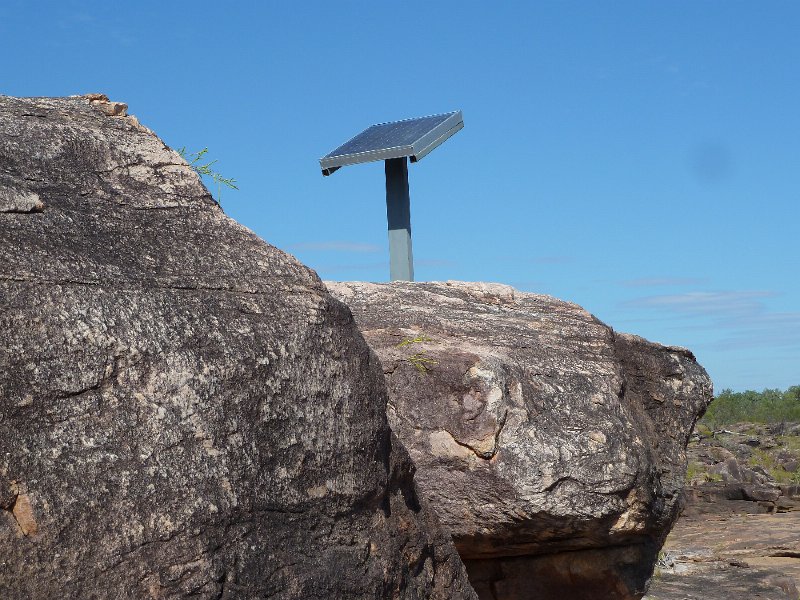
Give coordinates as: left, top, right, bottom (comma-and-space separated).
3, 1, 798, 392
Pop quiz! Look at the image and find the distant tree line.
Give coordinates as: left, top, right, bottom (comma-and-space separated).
700, 386, 800, 428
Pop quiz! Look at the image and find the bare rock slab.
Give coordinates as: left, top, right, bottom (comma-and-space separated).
327, 280, 714, 600
0, 96, 476, 599
646, 511, 800, 600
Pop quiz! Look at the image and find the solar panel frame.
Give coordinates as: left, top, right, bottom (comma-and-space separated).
320, 111, 463, 175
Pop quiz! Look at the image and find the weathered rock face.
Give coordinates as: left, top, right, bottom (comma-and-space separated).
0, 96, 477, 599
327, 281, 714, 600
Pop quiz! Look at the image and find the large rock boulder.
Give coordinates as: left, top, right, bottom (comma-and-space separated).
327, 281, 714, 600
0, 95, 477, 599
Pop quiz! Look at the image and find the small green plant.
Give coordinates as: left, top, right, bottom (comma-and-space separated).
695, 422, 713, 438
397, 335, 437, 374
177, 147, 238, 204
397, 335, 434, 348
406, 352, 437, 373
779, 435, 800, 453
790, 468, 800, 488
684, 461, 723, 484
685, 461, 704, 483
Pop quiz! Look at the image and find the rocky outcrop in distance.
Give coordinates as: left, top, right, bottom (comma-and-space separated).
0, 95, 478, 599
328, 281, 714, 600
682, 423, 800, 517
648, 423, 800, 600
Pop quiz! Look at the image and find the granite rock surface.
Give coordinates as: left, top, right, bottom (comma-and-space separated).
328, 280, 714, 600
646, 511, 800, 600
0, 95, 477, 599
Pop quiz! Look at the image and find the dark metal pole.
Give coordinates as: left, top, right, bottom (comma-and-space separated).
384, 157, 414, 281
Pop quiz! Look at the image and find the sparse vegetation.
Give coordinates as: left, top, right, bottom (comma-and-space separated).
397, 335, 434, 348
695, 422, 713, 437
177, 147, 238, 204
747, 447, 782, 480
653, 550, 669, 579
747, 441, 800, 485
685, 461, 723, 484
685, 461, 702, 482
397, 335, 437, 374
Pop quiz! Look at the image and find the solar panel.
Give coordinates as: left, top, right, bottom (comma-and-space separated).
320, 111, 463, 175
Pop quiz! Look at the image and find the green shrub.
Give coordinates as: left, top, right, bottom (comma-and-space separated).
696, 422, 713, 438
177, 147, 238, 204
